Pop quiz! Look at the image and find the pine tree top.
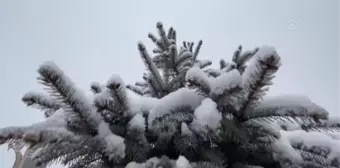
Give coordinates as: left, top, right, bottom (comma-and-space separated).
0, 22, 339, 168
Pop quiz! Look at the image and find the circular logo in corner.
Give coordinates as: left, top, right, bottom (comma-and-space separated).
287, 20, 298, 30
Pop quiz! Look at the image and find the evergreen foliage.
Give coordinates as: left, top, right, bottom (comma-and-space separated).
1, 22, 339, 168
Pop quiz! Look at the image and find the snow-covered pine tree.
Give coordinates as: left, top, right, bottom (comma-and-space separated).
0, 22, 339, 168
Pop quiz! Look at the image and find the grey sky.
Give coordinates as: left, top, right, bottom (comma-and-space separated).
0, 0, 338, 167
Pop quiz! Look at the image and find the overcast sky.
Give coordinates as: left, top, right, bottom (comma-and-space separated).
0, 0, 338, 167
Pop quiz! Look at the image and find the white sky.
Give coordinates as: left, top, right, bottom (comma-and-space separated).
0, 0, 339, 167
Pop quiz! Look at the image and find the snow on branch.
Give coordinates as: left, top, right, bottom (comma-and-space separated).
90, 82, 104, 94
138, 42, 166, 93
167, 26, 176, 41
93, 88, 115, 113
148, 22, 176, 52
192, 98, 222, 132
67, 153, 102, 168
137, 22, 209, 96
321, 115, 340, 127
142, 73, 160, 97
128, 113, 145, 132
195, 59, 212, 69
147, 88, 204, 125
169, 44, 179, 67
185, 67, 243, 117
98, 123, 125, 161
37, 61, 102, 130
219, 59, 227, 69
185, 66, 211, 95
2, 21, 337, 168
31, 142, 85, 166
156, 22, 170, 51
60, 140, 101, 166
0, 109, 66, 144
248, 95, 329, 122
125, 155, 226, 168
210, 69, 243, 102
126, 84, 144, 95
0, 126, 27, 144
192, 40, 203, 61
232, 45, 259, 68
273, 130, 340, 167
176, 50, 193, 69
239, 46, 281, 120
38, 61, 126, 161
22, 91, 61, 117
23, 128, 81, 146
176, 155, 192, 168
106, 74, 132, 116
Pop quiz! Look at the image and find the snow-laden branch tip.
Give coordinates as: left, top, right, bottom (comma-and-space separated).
129, 113, 145, 132
273, 129, 340, 166
240, 45, 281, 115
210, 69, 242, 97
148, 88, 204, 125
250, 95, 329, 120
185, 66, 211, 94
193, 98, 222, 132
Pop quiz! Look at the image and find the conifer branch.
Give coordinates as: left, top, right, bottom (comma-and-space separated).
196, 59, 212, 69
193, 40, 203, 61
169, 44, 178, 69
0, 126, 27, 144
167, 67, 189, 91
232, 45, 242, 64
142, 74, 158, 97
32, 142, 83, 166
90, 82, 103, 94
106, 74, 131, 117
209, 70, 243, 112
93, 90, 115, 113
204, 68, 222, 77
144, 74, 162, 97
37, 62, 102, 131
135, 81, 148, 87
156, 22, 169, 51
219, 59, 227, 70
22, 92, 61, 117
234, 47, 259, 67
176, 51, 193, 67
185, 66, 211, 96
147, 33, 158, 44
138, 42, 166, 94
172, 30, 177, 42
222, 62, 237, 73
245, 95, 329, 123
37, 62, 126, 162
126, 84, 143, 95
239, 46, 281, 121
61, 143, 97, 165
167, 27, 176, 40
68, 154, 101, 168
